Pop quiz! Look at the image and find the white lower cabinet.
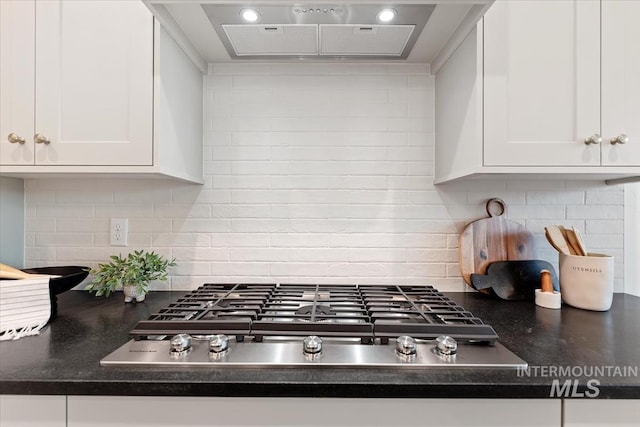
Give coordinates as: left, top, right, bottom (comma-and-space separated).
66, 396, 560, 427
4, 395, 639, 426
564, 400, 640, 427
0, 395, 66, 427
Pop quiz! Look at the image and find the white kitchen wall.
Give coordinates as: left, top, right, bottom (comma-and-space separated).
0, 176, 25, 268
23, 63, 625, 292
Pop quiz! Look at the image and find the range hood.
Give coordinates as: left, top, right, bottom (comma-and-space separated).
143, 1, 494, 74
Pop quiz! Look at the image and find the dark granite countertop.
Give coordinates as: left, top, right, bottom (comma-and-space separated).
1, 290, 639, 398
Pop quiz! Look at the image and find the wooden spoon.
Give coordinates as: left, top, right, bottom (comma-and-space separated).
544, 226, 571, 255
559, 226, 579, 255
571, 226, 588, 256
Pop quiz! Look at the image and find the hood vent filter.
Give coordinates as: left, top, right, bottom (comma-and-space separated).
202, 4, 434, 59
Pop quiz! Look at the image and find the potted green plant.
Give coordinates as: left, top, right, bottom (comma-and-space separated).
86, 250, 176, 303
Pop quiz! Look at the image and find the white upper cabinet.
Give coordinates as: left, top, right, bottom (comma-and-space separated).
34, 0, 153, 166
483, 0, 600, 166
0, 0, 203, 183
601, 0, 640, 166
435, 0, 640, 183
1, 0, 153, 166
0, 0, 35, 166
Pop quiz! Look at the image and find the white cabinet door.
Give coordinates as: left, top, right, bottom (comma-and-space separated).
0, 0, 35, 166
34, 0, 153, 166
483, 0, 601, 167
68, 396, 561, 427
0, 395, 66, 427
601, 0, 640, 166
565, 399, 640, 427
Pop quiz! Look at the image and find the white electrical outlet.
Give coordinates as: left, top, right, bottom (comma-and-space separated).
110, 218, 128, 246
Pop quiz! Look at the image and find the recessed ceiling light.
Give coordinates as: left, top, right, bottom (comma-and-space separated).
377, 8, 396, 23
240, 8, 260, 23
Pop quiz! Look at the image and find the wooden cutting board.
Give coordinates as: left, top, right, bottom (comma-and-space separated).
459, 198, 536, 294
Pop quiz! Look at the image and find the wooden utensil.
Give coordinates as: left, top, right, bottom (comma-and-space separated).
559, 226, 578, 255
544, 226, 571, 255
563, 227, 585, 256
459, 198, 536, 294
571, 226, 588, 256
0, 262, 56, 280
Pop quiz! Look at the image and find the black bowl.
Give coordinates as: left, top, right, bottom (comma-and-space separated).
21, 266, 90, 322
22, 266, 89, 295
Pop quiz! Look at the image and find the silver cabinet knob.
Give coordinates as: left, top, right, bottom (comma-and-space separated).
34, 133, 50, 144
395, 335, 417, 356
610, 134, 629, 145
8, 133, 26, 144
584, 134, 601, 145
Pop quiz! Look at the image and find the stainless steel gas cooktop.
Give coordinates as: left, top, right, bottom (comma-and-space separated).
101, 284, 526, 369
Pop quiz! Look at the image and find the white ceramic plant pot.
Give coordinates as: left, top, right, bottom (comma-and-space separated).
123, 284, 146, 303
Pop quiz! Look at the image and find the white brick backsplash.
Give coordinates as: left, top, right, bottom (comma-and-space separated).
172, 219, 230, 233
35, 233, 93, 247
507, 180, 566, 191
271, 262, 329, 277
406, 249, 458, 263
231, 219, 290, 233
407, 132, 433, 147
154, 204, 211, 218
21, 63, 625, 292
56, 218, 108, 232
527, 191, 585, 205
26, 218, 55, 232
586, 220, 624, 234
271, 234, 330, 248
24, 248, 56, 265
210, 233, 270, 247
213, 205, 269, 218
94, 204, 152, 218
172, 262, 211, 276
172, 189, 231, 205
211, 262, 270, 276
153, 233, 211, 247
567, 205, 624, 220
55, 190, 114, 204
289, 220, 349, 233
230, 248, 289, 262
585, 190, 625, 205
36, 205, 93, 218
349, 249, 406, 262
213, 175, 271, 189
328, 176, 387, 189
289, 248, 350, 262
172, 248, 229, 261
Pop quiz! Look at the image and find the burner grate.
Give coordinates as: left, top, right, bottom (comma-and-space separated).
252, 284, 373, 342
129, 283, 498, 344
360, 285, 498, 343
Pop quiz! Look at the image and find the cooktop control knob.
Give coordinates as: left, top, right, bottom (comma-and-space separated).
302, 335, 323, 355
435, 335, 457, 356
170, 334, 192, 357
395, 335, 417, 356
209, 334, 229, 354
